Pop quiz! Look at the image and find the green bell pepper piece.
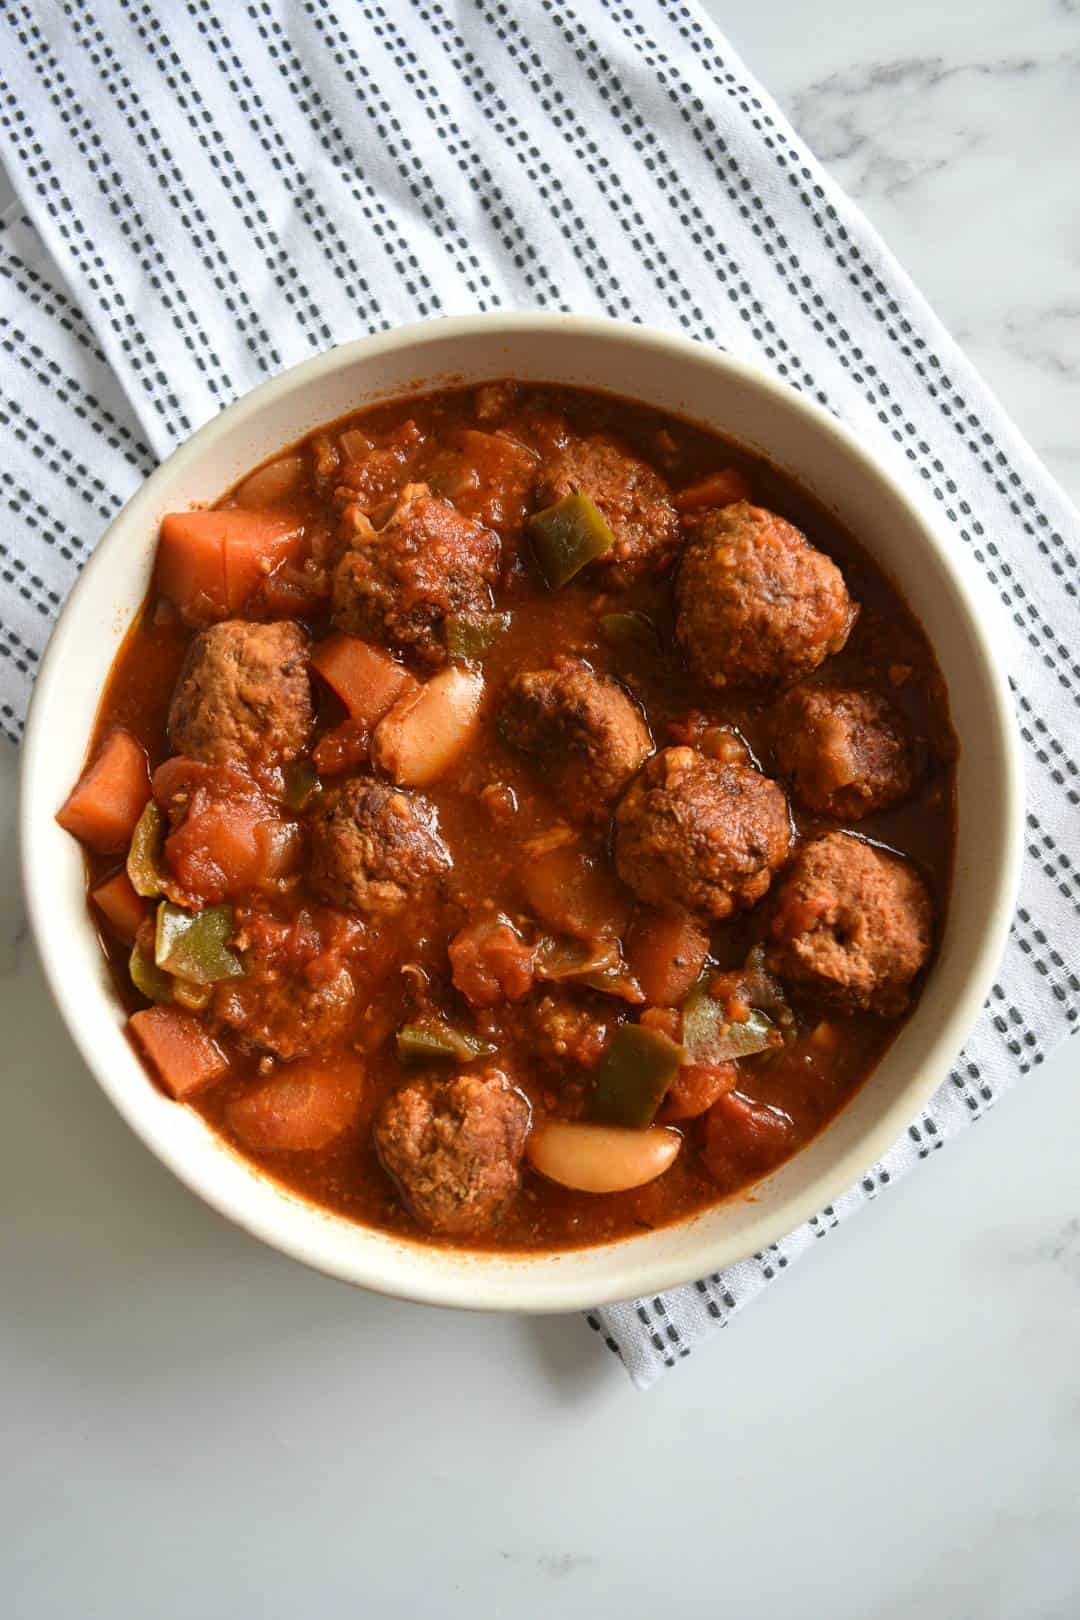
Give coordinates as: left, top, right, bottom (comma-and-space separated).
396, 1021, 497, 1065
129, 943, 174, 1005
598, 610, 662, 659
281, 758, 320, 811
589, 1024, 684, 1129
445, 611, 513, 661
171, 976, 213, 1012
154, 902, 244, 985
528, 493, 614, 587
127, 800, 168, 898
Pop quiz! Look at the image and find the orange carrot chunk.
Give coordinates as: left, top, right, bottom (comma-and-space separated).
56, 728, 151, 853
128, 1005, 229, 1100
91, 869, 149, 943
310, 633, 417, 726
155, 509, 303, 625
673, 468, 751, 513
225, 1055, 365, 1152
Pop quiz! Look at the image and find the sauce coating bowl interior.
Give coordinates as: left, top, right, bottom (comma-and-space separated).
19, 315, 1023, 1311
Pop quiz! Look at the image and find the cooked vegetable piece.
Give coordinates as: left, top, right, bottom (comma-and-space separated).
171, 977, 213, 1012
129, 942, 174, 1004
673, 467, 751, 513
528, 493, 614, 586
589, 1024, 684, 1128
522, 841, 631, 940
598, 611, 662, 659
445, 611, 513, 660
682, 982, 774, 1063
526, 1120, 681, 1193
155, 509, 303, 625
156, 764, 301, 904
281, 757, 320, 810
127, 800, 168, 898
373, 665, 484, 787
226, 1055, 365, 1152
702, 1091, 795, 1184
396, 1020, 497, 1063
535, 935, 645, 1005
658, 1061, 737, 1122
154, 902, 245, 984
91, 869, 148, 943
56, 728, 151, 854
449, 915, 536, 1008
310, 633, 416, 726
128, 1005, 229, 1100
232, 454, 306, 509
626, 910, 710, 1006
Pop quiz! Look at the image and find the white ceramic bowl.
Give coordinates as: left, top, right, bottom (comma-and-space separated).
20, 315, 1023, 1311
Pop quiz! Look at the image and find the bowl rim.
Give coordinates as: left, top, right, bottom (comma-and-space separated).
18, 311, 1025, 1312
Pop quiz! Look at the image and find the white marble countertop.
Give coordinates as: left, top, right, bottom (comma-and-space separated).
3, 2, 1078, 1615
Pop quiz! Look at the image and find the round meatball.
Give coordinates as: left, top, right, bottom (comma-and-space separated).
332, 482, 500, 665
538, 434, 680, 586
675, 502, 858, 689
374, 1068, 530, 1236
498, 660, 652, 824
168, 619, 313, 773
614, 746, 790, 920
764, 832, 933, 1016
773, 684, 917, 820
309, 777, 450, 917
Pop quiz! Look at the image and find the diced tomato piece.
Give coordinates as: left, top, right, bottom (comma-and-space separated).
225, 1055, 365, 1152
310, 633, 416, 726
312, 718, 370, 776
129, 1005, 229, 1100
673, 468, 751, 513
449, 915, 536, 1008
91, 869, 149, 943
153, 757, 297, 903
702, 1091, 796, 1185
155, 509, 304, 625
658, 1062, 736, 1123
626, 909, 710, 1005
56, 728, 151, 853
165, 798, 296, 903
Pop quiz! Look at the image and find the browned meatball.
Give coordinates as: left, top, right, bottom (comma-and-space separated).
614, 746, 790, 920
538, 434, 680, 586
332, 482, 500, 665
309, 777, 450, 917
168, 619, 313, 773
374, 1068, 531, 1235
765, 832, 933, 1016
773, 684, 917, 820
675, 502, 858, 689
498, 660, 652, 824
528, 991, 612, 1070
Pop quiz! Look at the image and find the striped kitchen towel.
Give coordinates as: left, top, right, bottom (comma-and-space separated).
1, 1, 1077, 1388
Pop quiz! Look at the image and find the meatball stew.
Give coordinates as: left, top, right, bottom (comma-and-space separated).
59, 382, 956, 1252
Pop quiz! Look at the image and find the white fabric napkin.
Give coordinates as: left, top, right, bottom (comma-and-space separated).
2, 1, 1076, 1389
